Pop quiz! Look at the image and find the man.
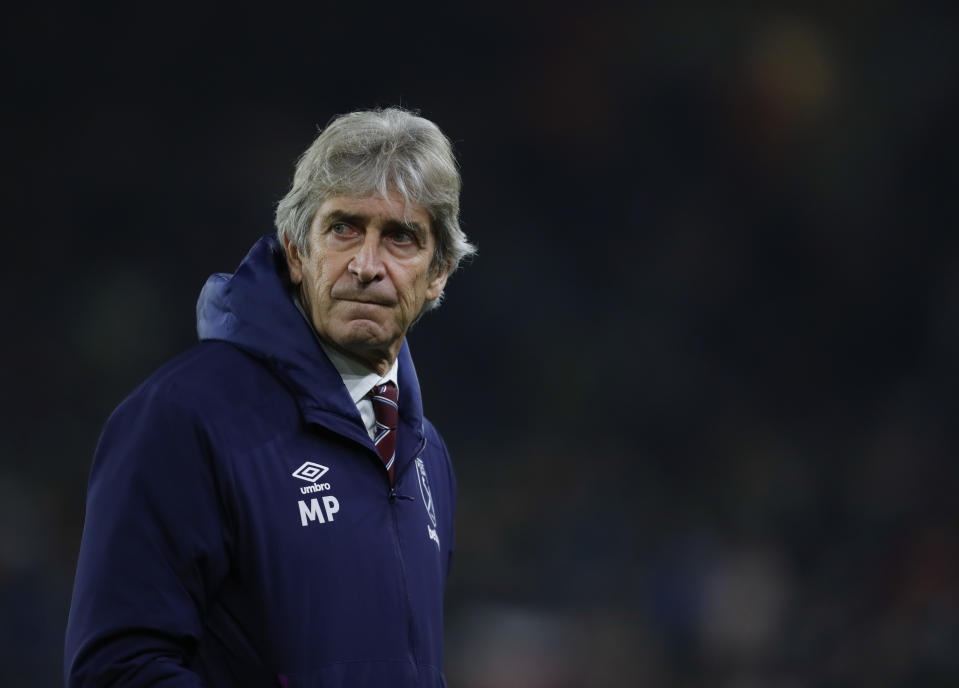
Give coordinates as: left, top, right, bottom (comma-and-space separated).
64, 108, 476, 687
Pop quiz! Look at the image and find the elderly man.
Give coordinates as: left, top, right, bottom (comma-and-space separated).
65, 108, 475, 687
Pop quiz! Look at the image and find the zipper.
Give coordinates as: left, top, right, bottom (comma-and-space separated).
359, 422, 428, 675
389, 482, 419, 681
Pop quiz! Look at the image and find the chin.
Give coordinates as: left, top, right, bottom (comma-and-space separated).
333, 320, 392, 348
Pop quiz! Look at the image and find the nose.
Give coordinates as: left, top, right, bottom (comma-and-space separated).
348, 234, 384, 283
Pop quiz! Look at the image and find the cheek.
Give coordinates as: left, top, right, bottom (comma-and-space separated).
406, 273, 434, 311
309, 254, 335, 288
301, 263, 328, 306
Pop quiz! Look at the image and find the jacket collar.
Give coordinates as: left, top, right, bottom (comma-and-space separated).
196, 236, 426, 456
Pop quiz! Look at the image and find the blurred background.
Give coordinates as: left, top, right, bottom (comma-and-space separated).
4, 2, 958, 686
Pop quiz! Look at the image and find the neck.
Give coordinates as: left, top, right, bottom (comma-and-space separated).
325, 340, 396, 376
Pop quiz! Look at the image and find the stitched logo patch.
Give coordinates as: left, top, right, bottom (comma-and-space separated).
415, 457, 437, 528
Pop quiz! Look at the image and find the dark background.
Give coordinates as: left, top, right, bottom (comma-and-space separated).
4, 3, 958, 686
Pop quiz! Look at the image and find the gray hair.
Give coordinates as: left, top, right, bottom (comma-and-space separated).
275, 108, 475, 309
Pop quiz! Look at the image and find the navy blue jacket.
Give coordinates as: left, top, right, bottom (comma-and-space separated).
65, 237, 456, 687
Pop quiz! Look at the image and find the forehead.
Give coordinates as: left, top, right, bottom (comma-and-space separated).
314, 193, 432, 231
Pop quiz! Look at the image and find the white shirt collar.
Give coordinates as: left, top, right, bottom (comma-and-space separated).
317, 339, 400, 405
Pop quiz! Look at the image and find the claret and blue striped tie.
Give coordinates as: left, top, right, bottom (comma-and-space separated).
370, 382, 399, 484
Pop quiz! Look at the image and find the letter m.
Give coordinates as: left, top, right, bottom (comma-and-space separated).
298, 498, 325, 526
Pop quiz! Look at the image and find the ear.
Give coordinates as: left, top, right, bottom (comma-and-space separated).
283, 235, 304, 285
425, 260, 451, 302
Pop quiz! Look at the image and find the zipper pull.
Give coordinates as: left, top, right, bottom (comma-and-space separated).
388, 487, 415, 502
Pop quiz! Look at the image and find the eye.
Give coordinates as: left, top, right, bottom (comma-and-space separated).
391, 229, 414, 245
330, 221, 356, 237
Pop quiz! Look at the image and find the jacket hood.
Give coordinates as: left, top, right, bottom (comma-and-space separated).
196, 236, 426, 446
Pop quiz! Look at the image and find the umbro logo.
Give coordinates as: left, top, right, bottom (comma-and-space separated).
293, 462, 338, 525
292, 461, 329, 483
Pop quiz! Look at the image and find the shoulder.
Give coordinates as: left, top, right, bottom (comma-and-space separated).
93, 341, 299, 489
134, 340, 267, 397
112, 341, 298, 437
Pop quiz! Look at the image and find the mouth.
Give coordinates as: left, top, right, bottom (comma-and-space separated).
338, 297, 394, 308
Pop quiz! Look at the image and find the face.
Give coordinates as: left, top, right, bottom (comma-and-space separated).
284, 192, 449, 374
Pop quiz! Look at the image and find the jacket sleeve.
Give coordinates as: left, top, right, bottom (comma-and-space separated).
65, 382, 233, 687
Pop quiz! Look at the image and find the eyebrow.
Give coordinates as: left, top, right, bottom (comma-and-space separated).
323, 209, 428, 241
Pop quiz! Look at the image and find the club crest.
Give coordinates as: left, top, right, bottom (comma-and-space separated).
415, 458, 437, 528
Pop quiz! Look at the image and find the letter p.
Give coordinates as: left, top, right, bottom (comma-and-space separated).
322, 496, 340, 522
